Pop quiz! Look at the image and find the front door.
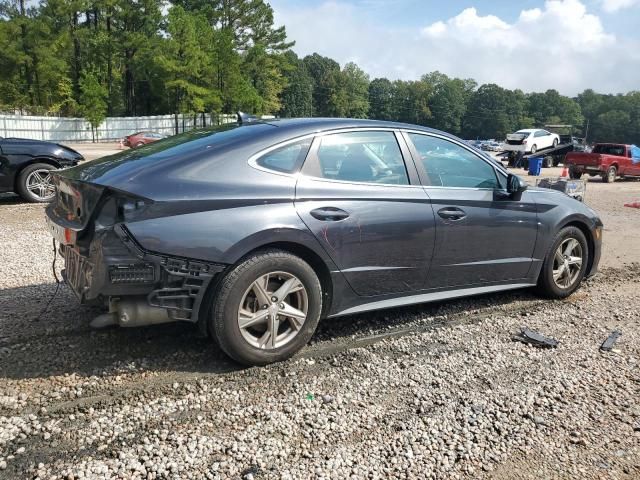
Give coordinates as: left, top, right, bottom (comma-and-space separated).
295, 130, 436, 296
404, 132, 539, 289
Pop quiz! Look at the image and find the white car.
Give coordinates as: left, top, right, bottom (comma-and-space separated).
504, 129, 560, 154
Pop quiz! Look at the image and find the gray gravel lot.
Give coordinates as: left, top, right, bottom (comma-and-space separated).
1, 160, 639, 479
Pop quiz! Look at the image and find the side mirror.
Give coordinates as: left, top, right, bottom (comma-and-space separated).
507, 173, 528, 197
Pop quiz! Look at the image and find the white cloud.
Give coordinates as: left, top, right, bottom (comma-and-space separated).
272, 0, 639, 95
600, 0, 640, 12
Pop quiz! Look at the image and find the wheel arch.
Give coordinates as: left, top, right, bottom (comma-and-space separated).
13, 157, 62, 190
196, 238, 336, 337
560, 220, 596, 277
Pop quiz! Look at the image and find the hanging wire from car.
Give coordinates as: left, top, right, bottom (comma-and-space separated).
34, 238, 62, 322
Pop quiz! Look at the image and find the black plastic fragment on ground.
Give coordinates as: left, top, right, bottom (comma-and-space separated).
600, 331, 622, 352
512, 327, 559, 348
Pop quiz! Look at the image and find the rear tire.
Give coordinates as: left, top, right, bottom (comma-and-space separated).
210, 250, 322, 366
569, 168, 583, 180
16, 162, 57, 203
602, 166, 617, 183
544, 156, 553, 168
134, 142, 144, 148
536, 226, 589, 299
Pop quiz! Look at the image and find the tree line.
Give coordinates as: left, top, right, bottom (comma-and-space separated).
1, 0, 638, 144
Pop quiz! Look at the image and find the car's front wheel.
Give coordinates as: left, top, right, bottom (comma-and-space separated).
536, 226, 589, 299
552, 138, 558, 148
16, 162, 57, 203
530, 144, 537, 154
210, 250, 322, 366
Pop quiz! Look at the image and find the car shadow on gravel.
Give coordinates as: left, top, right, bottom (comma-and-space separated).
0, 280, 541, 381
0, 193, 28, 205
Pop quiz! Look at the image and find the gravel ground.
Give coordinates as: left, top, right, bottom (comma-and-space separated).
0, 166, 639, 479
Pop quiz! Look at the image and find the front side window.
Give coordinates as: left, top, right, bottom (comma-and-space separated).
408, 133, 500, 189
307, 131, 409, 185
256, 138, 312, 173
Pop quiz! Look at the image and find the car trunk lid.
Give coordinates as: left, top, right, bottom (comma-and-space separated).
506, 133, 528, 145
46, 174, 106, 231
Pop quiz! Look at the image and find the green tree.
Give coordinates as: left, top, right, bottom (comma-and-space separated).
368, 78, 394, 120
279, 50, 312, 117
332, 62, 369, 118
157, 6, 220, 120
302, 53, 341, 116
78, 70, 107, 141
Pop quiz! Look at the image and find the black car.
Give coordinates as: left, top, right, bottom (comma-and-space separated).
45, 118, 602, 366
0, 137, 83, 202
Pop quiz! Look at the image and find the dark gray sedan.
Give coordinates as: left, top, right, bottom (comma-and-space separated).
45, 118, 602, 365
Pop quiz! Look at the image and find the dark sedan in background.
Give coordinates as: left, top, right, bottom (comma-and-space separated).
46, 118, 602, 365
0, 137, 83, 202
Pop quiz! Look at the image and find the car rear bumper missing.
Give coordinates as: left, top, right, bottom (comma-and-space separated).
59, 224, 226, 323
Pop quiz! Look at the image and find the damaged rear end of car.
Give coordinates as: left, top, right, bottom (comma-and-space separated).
46, 173, 225, 329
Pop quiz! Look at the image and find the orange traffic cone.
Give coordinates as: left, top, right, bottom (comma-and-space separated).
624, 201, 640, 209
560, 165, 569, 177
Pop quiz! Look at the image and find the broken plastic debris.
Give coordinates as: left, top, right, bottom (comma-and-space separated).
600, 331, 622, 352
624, 201, 640, 209
512, 327, 559, 348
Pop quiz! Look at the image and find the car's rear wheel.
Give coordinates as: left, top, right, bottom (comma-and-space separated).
210, 250, 322, 366
544, 156, 553, 168
16, 163, 56, 203
536, 226, 589, 299
603, 166, 617, 183
569, 167, 583, 179
135, 142, 144, 148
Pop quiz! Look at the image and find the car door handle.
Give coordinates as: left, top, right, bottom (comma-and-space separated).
310, 207, 350, 221
437, 207, 466, 221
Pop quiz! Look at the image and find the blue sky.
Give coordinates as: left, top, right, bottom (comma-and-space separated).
270, 0, 640, 94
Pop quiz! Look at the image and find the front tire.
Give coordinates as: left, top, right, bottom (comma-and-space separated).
603, 166, 617, 183
16, 163, 57, 203
536, 226, 589, 299
210, 250, 322, 366
530, 144, 537, 154
552, 138, 558, 148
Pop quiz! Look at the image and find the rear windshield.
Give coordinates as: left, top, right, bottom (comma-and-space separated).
593, 144, 626, 156
515, 131, 531, 135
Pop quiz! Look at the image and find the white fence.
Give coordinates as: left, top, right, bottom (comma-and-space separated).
0, 113, 238, 143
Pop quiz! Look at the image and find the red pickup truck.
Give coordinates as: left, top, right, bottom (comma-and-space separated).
565, 143, 640, 182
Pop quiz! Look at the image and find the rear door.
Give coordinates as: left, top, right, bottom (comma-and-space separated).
404, 131, 539, 289
294, 129, 436, 297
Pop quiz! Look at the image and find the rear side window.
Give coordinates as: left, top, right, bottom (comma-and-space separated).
305, 131, 409, 185
256, 139, 312, 173
408, 133, 500, 189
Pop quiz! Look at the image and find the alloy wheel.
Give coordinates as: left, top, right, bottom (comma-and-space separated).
552, 238, 583, 289
26, 169, 55, 201
237, 271, 308, 349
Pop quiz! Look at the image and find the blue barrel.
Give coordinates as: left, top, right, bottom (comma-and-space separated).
528, 156, 543, 176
